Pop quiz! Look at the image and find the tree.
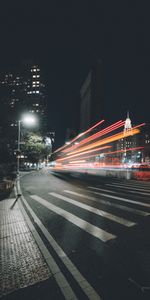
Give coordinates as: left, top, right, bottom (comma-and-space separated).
23, 132, 51, 163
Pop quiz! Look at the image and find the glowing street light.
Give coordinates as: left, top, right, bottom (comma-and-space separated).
17, 114, 37, 176
22, 114, 37, 126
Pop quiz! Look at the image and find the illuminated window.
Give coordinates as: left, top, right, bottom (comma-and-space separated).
36, 91, 39, 93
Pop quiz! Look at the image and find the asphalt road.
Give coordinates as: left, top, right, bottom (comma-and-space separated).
19, 169, 150, 300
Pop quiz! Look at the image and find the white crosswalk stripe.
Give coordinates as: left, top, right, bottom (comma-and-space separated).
118, 181, 150, 189
106, 183, 150, 195
17, 186, 102, 300
30, 194, 116, 242
50, 191, 136, 227
64, 190, 149, 217
89, 185, 150, 197
88, 186, 118, 194
84, 188, 150, 208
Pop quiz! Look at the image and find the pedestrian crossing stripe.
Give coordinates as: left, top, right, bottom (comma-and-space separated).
64, 190, 150, 217
57, 191, 135, 227
106, 183, 150, 195
86, 188, 150, 208
30, 194, 116, 242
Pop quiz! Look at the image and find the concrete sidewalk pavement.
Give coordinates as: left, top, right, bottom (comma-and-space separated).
0, 193, 63, 299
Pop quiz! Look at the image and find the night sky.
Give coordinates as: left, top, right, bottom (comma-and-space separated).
0, 1, 150, 147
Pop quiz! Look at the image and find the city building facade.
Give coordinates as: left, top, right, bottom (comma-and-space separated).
80, 59, 104, 131
0, 62, 48, 160
0, 62, 47, 133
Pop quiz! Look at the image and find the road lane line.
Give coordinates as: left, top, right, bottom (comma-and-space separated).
88, 186, 118, 194
89, 185, 150, 197
106, 183, 150, 195
110, 181, 150, 189
16, 183, 78, 300
106, 181, 150, 190
31, 195, 116, 242
63, 190, 150, 217
87, 188, 150, 208
17, 183, 102, 300
61, 191, 135, 227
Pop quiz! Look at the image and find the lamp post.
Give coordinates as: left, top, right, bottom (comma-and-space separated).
17, 120, 21, 176
17, 114, 36, 177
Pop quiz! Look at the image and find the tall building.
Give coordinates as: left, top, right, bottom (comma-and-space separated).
22, 63, 47, 132
0, 62, 48, 161
116, 113, 138, 163
0, 62, 47, 133
80, 59, 104, 131
138, 123, 150, 163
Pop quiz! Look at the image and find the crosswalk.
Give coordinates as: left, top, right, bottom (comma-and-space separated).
29, 181, 150, 244
19, 178, 150, 300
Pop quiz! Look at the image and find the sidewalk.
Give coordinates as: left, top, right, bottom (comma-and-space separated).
0, 192, 63, 299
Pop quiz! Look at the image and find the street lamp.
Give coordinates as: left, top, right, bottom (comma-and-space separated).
17, 114, 36, 176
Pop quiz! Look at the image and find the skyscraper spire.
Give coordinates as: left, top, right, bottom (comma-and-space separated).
124, 111, 132, 132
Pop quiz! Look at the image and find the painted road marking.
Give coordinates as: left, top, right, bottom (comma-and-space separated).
106, 183, 150, 196
17, 184, 102, 300
89, 185, 150, 197
88, 186, 118, 194
16, 184, 78, 300
61, 191, 136, 227
63, 190, 150, 217
30, 195, 116, 242
86, 187, 150, 208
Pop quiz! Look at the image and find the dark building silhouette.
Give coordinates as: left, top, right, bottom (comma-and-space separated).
80, 59, 104, 131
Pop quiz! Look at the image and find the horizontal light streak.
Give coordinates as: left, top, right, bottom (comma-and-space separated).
63, 120, 124, 154
53, 119, 105, 154
103, 146, 144, 157
56, 146, 111, 162
68, 128, 140, 156
60, 146, 144, 165
69, 160, 86, 164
